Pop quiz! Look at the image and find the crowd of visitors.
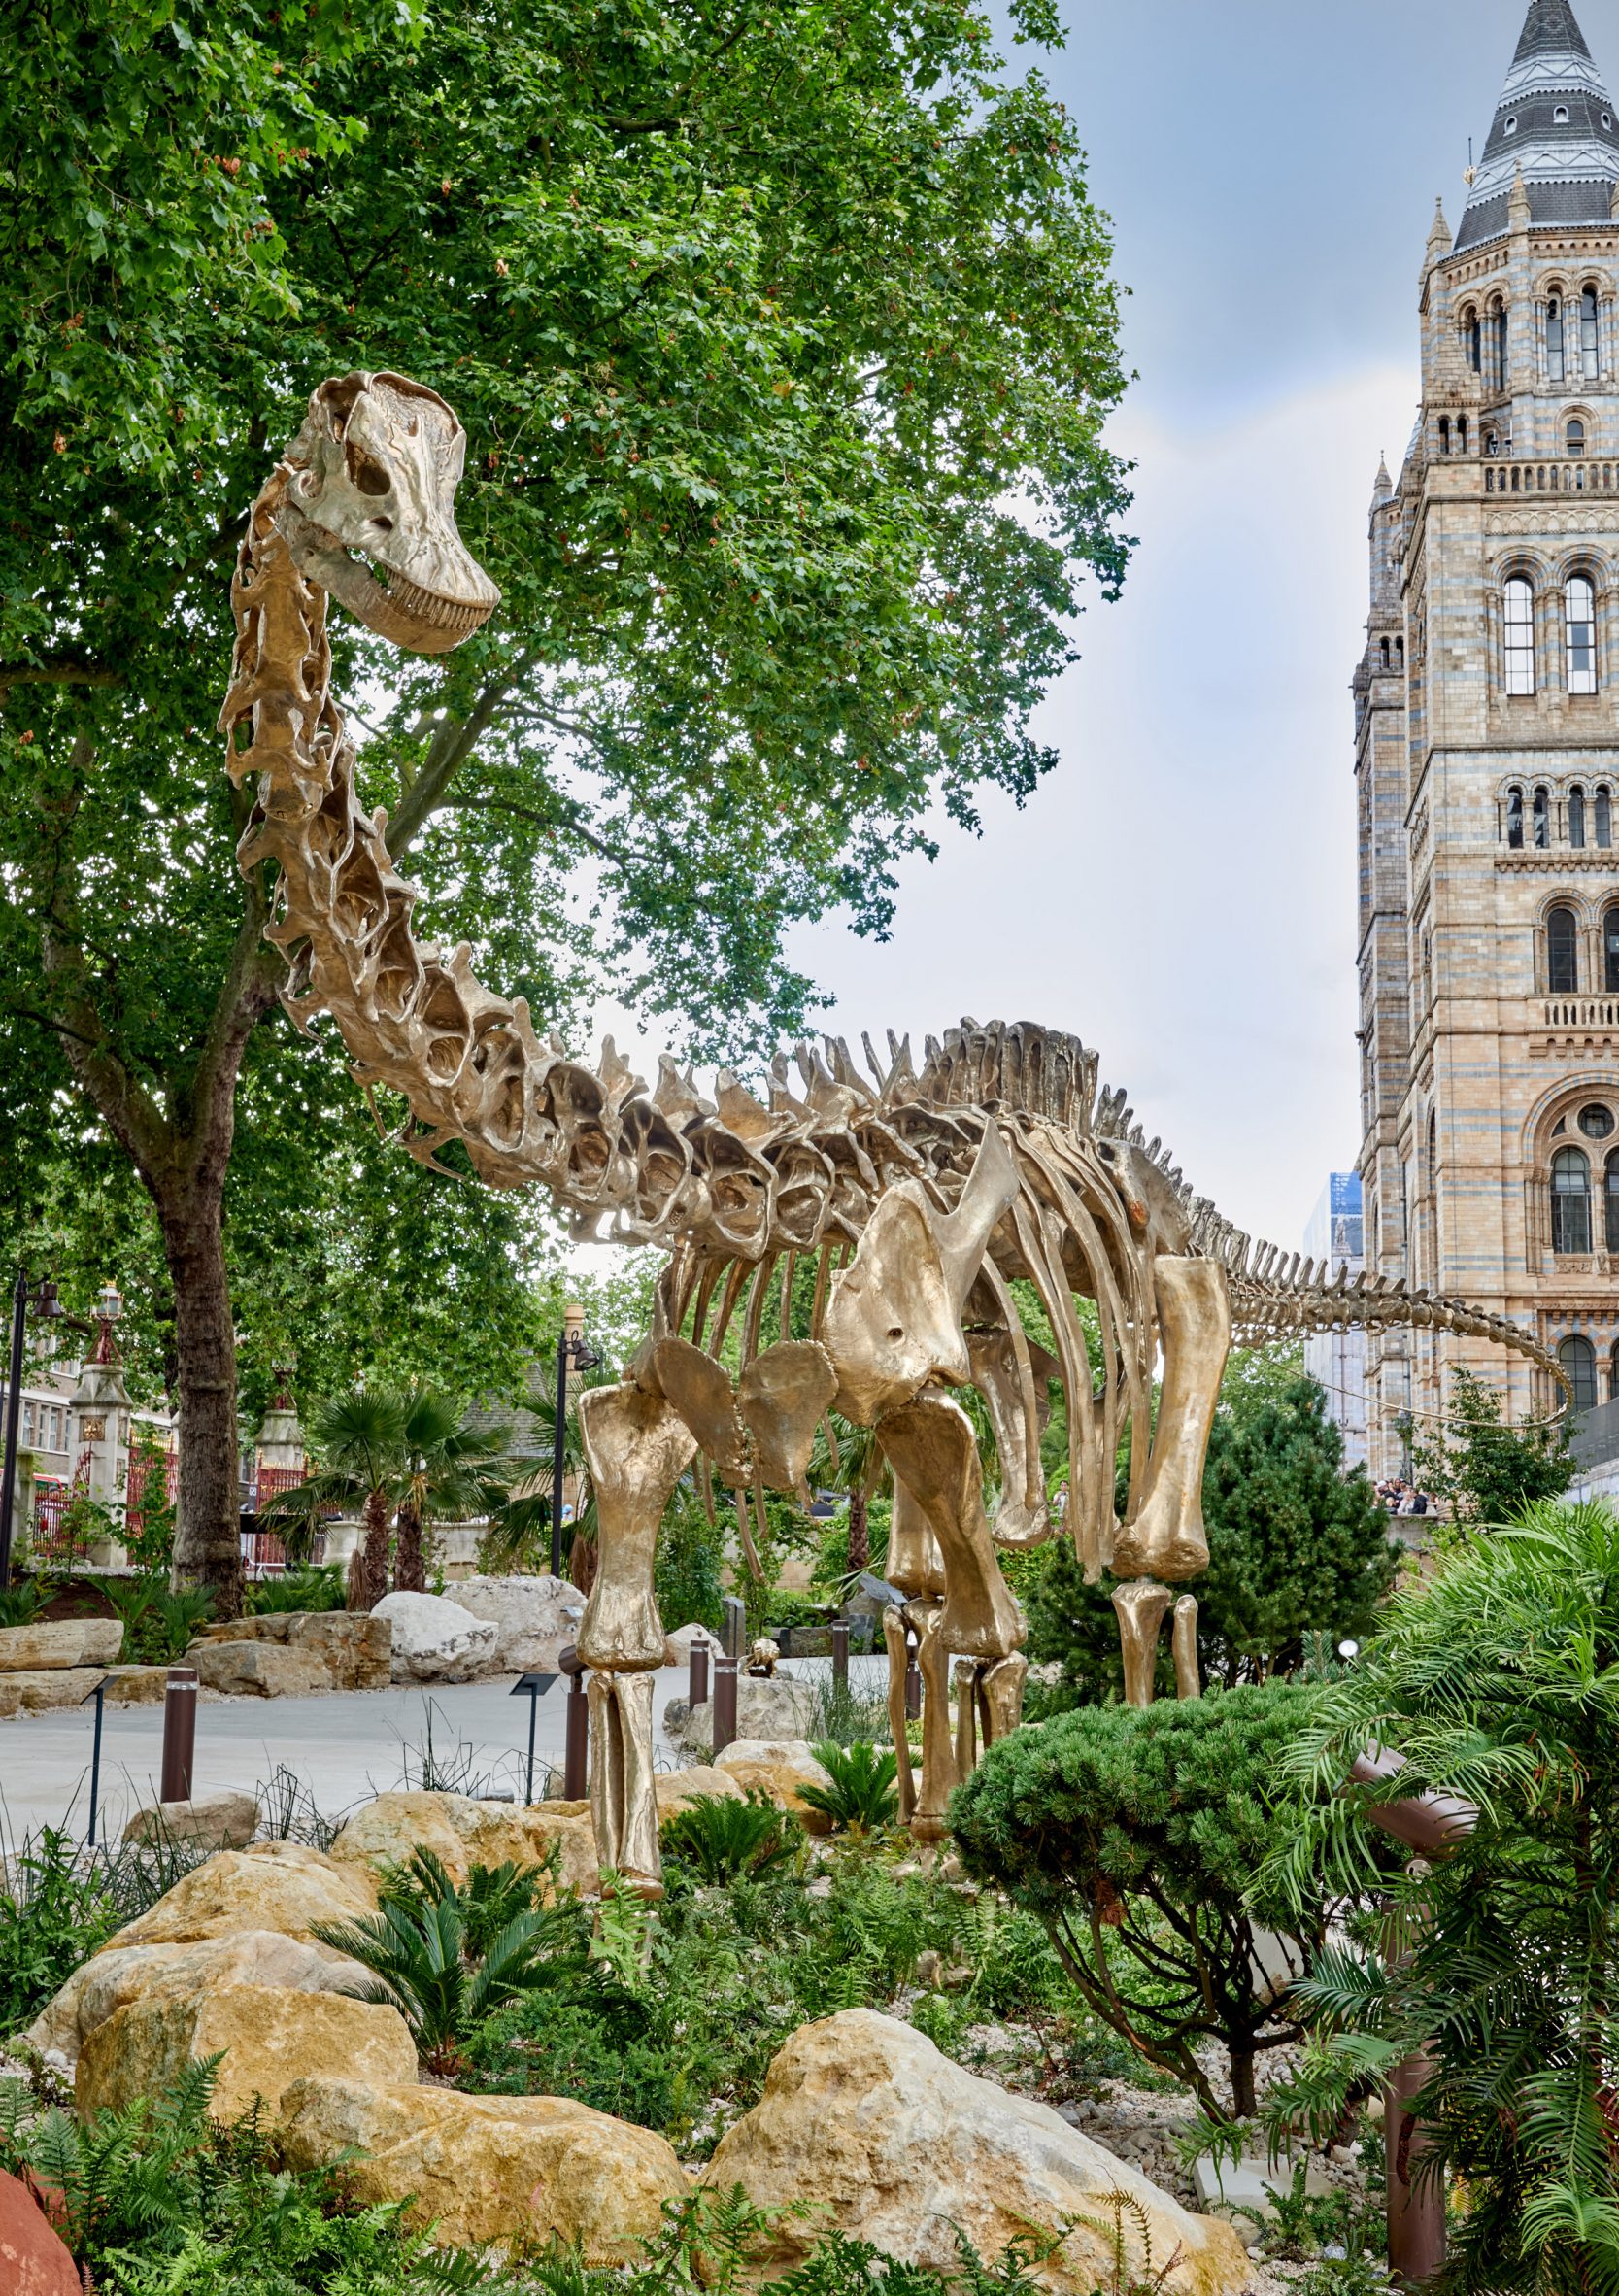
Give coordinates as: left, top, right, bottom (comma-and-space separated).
1375, 1477, 1436, 1518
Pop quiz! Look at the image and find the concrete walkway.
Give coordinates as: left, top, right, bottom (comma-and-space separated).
0, 1655, 888, 1846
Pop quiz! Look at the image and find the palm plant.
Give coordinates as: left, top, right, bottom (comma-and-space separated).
1264, 1499, 1619, 2294
798, 1741, 900, 1833
265, 1382, 523, 1610
806, 1414, 891, 1576
477, 1382, 602, 1589
660, 1791, 801, 1882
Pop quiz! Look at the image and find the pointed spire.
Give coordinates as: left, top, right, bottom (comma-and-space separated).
1371, 455, 1394, 512
1426, 196, 1453, 266
1457, 0, 1619, 252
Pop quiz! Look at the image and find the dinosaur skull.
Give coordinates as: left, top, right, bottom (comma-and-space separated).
278, 372, 500, 654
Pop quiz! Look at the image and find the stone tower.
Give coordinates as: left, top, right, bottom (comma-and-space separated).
1356, 0, 1619, 1475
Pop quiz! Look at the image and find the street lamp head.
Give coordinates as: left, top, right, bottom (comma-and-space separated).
35, 1280, 64, 1321
97, 1283, 124, 1325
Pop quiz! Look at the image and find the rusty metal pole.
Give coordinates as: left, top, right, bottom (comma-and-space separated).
905, 1630, 922, 1720
713, 1656, 739, 1757
558, 1643, 589, 1800
689, 1640, 709, 1710
1386, 2044, 1445, 2287
158, 1666, 197, 1804
831, 1617, 850, 1691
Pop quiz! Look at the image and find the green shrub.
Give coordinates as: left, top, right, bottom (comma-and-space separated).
661, 1793, 801, 1882
0, 1577, 51, 1629
100, 1573, 215, 1665
0, 1827, 121, 2029
246, 1565, 346, 1617
799, 1743, 899, 1833
653, 1488, 725, 1633
950, 1683, 1326, 2120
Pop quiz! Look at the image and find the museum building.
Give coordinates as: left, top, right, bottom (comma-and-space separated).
1355, 0, 1619, 1475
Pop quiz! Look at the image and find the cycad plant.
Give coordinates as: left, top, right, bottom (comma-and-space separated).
799, 1741, 900, 1833
660, 1791, 800, 1882
1263, 1499, 1619, 2294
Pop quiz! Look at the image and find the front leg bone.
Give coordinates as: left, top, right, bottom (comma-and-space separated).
876, 1394, 1026, 1664
1111, 1258, 1231, 1585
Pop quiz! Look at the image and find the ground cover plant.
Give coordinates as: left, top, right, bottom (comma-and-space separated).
950, 1681, 1328, 2119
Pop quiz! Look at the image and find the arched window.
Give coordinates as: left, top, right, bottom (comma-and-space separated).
1466, 307, 1482, 373
1582, 286, 1601, 379
1457, 416, 1468, 454
1380, 636, 1391, 669
1599, 787, 1614, 849
1568, 418, 1588, 455
1610, 1335, 1619, 1401
1559, 1333, 1598, 1408
1504, 576, 1536, 693
1439, 415, 1452, 455
1535, 786, 1552, 848
1548, 902, 1579, 992
1555, 104, 1571, 125
1553, 1150, 1594, 1254
1606, 902, 1619, 991
1492, 302, 1510, 390
1568, 574, 1599, 692
1507, 786, 1525, 849
1548, 295, 1567, 382
1571, 786, 1588, 847
1607, 1150, 1619, 1251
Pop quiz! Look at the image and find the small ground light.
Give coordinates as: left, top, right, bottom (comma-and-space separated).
1338, 1639, 1360, 1661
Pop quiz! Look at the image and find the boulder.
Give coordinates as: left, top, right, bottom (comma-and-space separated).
122, 1790, 259, 1852
843, 1571, 905, 1622
654, 1766, 745, 1823
280, 2077, 687, 2254
77, 1984, 417, 2126
448, 1575, 586, 1671
665, 1673, 816, 1755
21, 1930, 374, 2070
328, 1790, 598, 1897
0, 1668, 109, 1717
714, 1739, 834, 1833
108, 1841, 378, 1949
187, 1639, 334, 1698
702, 2011, 1250, 2296
104, 1667, 169, 1705
371, 1593, 498, 1683
0, 2167, 77, 2296
663, 1622, 724, 1661
0, 1619, 122, 1671
189, 1612, 389, 1691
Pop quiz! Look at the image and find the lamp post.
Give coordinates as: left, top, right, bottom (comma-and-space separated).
0, 1272, 64, 1588
550, 1304, 602, 1580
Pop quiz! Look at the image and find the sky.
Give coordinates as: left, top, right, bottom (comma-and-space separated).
577, 0, 1586, 1271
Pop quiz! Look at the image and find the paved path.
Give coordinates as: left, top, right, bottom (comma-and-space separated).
0, 1655, 888, 1846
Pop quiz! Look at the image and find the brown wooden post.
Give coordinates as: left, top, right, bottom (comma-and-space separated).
158, 1666, 198, 1804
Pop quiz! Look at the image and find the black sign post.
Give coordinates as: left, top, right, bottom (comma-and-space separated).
509, 1671, 560, 1805
81, 1672, 112, 1845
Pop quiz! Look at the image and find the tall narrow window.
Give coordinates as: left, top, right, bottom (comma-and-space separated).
1507, 786, 1525, 848
1493, 303, 1510, 390
1599, 787, 1614, 848
1458, 416, 1468, 454
1568, 574, 1599, 692
1610, 1335, 1619, 1400
1571, 786, 1588, 847
1548, 294, 1567, 382
1607, 1151, 1619, 1251
1559, 1332, 1598, 1405
1553, 1150, 1594, 1254
1582, 286, 1601, 379
1535, 787, 1551, 848
1504, 576, 1536, 693
1380, 637, 1391, 669
1549, 903, 1579, 992
1439, 416, 1452, 456
1606, 903, 1619, 992
1568, 418, 1588, 456
1466, 308, 1482, 373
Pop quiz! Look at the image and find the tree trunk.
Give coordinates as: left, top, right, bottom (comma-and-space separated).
351, 1486, 392, 1611
160, 1184, 245, 1620
848, 1487, 870, 1572
394, 1497, 426, 1593
1229, 2043, 1257, 2120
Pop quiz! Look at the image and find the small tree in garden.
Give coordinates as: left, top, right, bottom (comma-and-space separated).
1262, 1500, 1619, 2296
950, 1682, 1326, 2119
806, 1415, 892, 1576
1410, 1367, 1573, 1529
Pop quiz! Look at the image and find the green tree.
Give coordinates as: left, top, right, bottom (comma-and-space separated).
950, 1681, 1326, 2119
1410, 1366, 1574, 1528
1265, 1500, 1619, 2295
0, 0, 1132, 1602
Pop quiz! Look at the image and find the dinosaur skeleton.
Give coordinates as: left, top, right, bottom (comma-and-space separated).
220, 374, 1560, 1891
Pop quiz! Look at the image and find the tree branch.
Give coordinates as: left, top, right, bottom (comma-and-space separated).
0, 657, 121, 694
387, 650, 544, 857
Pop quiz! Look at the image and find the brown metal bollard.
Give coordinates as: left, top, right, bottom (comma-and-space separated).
689, 1640, 710, 1710
558, 1643, 589, 1801
904, 1630, 923, 1720
158, 1666, 198, 1804
712, 1656, 739, 1757
831, 1618, 850, 1690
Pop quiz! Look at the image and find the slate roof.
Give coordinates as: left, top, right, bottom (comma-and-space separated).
1456, 0, 1619, 252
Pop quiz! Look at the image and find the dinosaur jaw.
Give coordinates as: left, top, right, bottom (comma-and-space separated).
280, 369, 500, 655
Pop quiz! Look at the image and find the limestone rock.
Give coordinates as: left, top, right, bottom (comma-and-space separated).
280, 2077, 687, 2253
77, 1984, 416, 2126
663, 1622, 724, 1661
104, 1667, 169, 1705
0, 1618, 122, 1671
666, 1673, 815, 1755
123, 1790, 259, 1852
329, 1790, 598, 1896
188, 1611, 390, 1691
448, 1575, 586, 1671
109, 1841, 378, 1950
0, 2166, 77, 2296
371, 1592, 498, 1683
0, 1668, 112, 1718
20, 1930, 374, 2070
655, 1766, 745, 1823
714, 1739, 834, 1833
187, 1638, 333, 1698
702, 2010, 1250, 2296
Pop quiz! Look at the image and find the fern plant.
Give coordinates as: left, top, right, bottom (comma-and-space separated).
799, 1742, 899, 1833
661, 1792, 801, 1882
